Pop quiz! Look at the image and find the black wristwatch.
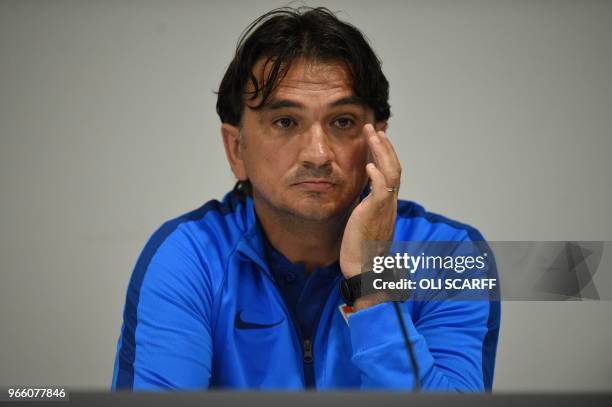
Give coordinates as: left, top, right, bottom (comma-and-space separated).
340, 268, 406, 306
339, 273, 365, 306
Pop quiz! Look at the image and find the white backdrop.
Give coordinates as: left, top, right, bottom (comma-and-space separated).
1, 0, 611, 390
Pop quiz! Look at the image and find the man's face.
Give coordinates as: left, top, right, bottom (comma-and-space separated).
230, 58, 381, 222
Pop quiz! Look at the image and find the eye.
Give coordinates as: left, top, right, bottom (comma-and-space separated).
333, 117, 355, 129
273, 117, 296, 129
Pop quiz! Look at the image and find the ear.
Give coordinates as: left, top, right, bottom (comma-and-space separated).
221, 123, 248, 181
374, 120, 388, 133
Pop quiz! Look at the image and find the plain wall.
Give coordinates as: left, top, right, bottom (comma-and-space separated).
1, 0, 611, 391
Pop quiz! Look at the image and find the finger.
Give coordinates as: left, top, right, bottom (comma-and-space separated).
365, 126, 401, 190
376, 130, 402, 187
366, 162, 396, 201
364, 125, 395, 166
364, 123, 400, 179
374, 130, 401, 171
376, 130, 401, 168
365, 124, 388, 168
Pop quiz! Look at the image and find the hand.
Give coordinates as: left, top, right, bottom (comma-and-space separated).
339, 123, 402, 282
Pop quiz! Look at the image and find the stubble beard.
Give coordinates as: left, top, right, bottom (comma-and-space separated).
254, 186, 358, 229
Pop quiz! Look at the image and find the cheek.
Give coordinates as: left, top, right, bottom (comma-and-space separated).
337, 141, 369, 176
243, 141, 295, 183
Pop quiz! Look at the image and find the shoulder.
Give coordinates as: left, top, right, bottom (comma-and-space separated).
395, 199, 486, 242
129, 192, 248, 295
142, 193, 245, 260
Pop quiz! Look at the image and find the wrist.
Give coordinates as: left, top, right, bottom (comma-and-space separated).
340, 268, 399, 308
352, 291, 391, 311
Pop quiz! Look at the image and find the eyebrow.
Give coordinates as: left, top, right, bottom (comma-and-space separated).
260, 95, 367, 111
261, 99, 305, 110
329, 96, 367, 109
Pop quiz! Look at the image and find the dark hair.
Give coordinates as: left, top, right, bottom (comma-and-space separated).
216, 6, 390, 197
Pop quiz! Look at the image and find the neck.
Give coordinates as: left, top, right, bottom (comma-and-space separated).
253, 196, 354, 273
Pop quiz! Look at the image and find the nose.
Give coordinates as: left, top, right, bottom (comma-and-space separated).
298, 123, 335, 168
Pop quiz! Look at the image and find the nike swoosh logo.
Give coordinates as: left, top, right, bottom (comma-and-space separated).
234, 309, 285, 330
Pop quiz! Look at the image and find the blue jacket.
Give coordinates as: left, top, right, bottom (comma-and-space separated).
112, 192, 500, 391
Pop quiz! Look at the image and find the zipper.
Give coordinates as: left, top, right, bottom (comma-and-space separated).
303, 339, 313, 364
258, 269, 317, 388
301, 276, 341, 388
302, 338, 315, 389
258, 267, 343, 389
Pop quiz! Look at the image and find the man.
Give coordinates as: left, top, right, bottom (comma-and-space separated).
112, 7, 500, 391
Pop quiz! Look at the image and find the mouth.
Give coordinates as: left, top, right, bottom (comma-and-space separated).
292, 179, 336, 192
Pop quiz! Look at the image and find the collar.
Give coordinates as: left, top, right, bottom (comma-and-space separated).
235, 196, 271, 276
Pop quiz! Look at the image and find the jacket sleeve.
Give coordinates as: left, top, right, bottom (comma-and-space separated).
347, 240, 500, 391
112, 226, 214, 390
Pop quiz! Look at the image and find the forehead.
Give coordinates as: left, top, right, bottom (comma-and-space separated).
248, 57, 354, 101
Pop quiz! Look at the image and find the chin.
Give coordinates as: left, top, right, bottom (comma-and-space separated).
289, 199, 348, 222
292, 208, 334, 222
